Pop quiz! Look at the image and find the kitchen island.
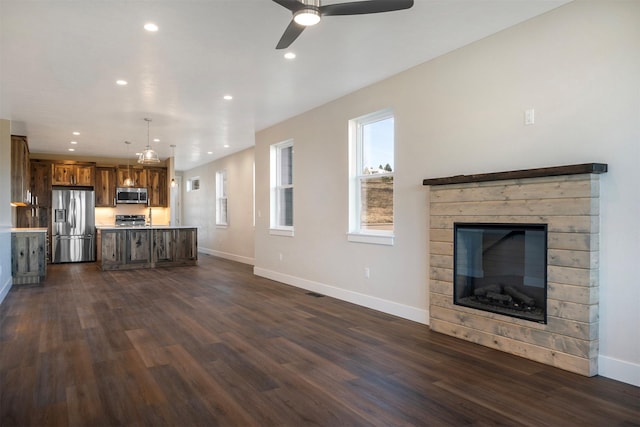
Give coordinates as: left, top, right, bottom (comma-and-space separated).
96, 226, 197, 271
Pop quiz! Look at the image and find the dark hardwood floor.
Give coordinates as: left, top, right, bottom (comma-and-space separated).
1, 255, 638, 426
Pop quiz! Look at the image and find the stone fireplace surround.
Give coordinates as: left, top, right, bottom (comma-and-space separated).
423, 163, 607, 376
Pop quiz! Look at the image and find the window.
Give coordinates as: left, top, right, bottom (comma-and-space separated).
216, 170, 228, 226
270, 140, 294, 236
348, 109, 394, 245
186, 176, 200, 192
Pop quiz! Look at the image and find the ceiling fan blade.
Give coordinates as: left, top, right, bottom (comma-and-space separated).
321, 0, 413, 16
272, 0, 305, 12
276, 19, 306, 49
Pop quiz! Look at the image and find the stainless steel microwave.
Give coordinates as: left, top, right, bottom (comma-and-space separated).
116, 187, 148, 204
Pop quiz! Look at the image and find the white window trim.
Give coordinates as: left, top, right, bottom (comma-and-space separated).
215, 170, 228, 227
270, 139, 294, 236
348, 109, 395, 246
186, 176, 200, 192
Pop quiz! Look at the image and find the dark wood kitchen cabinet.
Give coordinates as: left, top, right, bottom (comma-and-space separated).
98, 227, 197, 271
11, 135, 30, 205
147, 167, 167, 207
117, 166, 147, 188
97, 228, 152, 270
95, 166, 117, 207
52, 161, 95, 186
152, 227, 197, 266
11, 229, 47, 285
30, 159, 52, 207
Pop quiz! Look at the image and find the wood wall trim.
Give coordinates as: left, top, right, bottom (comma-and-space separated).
423, 163, 607, 186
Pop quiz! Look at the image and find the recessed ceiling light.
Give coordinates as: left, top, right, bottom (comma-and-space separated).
144, 23, 159, 32
207, 151, 213, 155
223, 95, 233, 100
153, 138, 160, 142
116, 80, 128, 86
72, 131, 80, 136
70, 141, 78, 145
284, 52, 296, 59
223, 144, 230, 148
68, 148, 75, 152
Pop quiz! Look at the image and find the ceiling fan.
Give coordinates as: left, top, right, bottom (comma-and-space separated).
273, 0, 414, 49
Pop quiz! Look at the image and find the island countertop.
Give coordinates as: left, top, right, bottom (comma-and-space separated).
96, 225, 198, 230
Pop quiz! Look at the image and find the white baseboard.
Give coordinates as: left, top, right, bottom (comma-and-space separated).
199, 247, 254, 266
253, 267, 428, 325
0, 276, 12, 306
598, 355, 640, 387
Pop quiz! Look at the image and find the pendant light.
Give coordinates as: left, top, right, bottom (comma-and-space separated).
170, 144, 177, 188
138, 117, 160, 164
123, 141, 134, 187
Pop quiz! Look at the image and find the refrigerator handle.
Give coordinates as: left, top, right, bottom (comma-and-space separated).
70, 198, 76, 229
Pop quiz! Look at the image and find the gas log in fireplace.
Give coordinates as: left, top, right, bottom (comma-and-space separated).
454, 223, 547, 323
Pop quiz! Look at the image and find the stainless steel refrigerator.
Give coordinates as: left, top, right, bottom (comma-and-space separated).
52, 188, 96, 263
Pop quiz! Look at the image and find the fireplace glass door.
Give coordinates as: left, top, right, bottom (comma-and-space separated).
453, 223, 547, 323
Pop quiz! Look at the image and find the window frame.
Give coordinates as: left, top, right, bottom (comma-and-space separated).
348, 109, 395, 246
215, 169, 228, 227
186, 176, 200, 192
270, 139, 294, 236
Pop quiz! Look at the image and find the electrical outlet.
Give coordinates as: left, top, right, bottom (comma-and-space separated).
279, 252, 283, 261
364, 267, 370, 278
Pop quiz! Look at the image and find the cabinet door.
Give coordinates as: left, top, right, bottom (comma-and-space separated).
30, 160, 52, 207
127, 230, 151, 264
99, 230, 127, 268
117, 166, 147, 188
133, 167, 147, 188
147, 167, 167, 207
75, 165, 95, 186
117, 166, 134, 187
152, 229, 174, 263
95, 167, 116, 207
52, 163, 74, 185
11, 232, 46, 284
174, 228, 198, 262
11, 135, 30, 204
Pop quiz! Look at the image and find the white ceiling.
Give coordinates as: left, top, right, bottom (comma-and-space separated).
0, 0, 570, 171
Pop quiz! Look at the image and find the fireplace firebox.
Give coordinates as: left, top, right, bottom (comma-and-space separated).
453, 223, 547, 323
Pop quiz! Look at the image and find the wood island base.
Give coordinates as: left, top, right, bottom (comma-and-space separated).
97, 226, 197, 271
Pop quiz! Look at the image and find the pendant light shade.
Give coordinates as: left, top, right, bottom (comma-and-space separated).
138, 118, 160, 164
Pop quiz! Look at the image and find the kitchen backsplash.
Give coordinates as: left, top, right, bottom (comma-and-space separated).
95, 205, 170, 226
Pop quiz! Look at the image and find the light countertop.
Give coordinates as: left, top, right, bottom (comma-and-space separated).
11, 228, 48, 233
96, 225, 197, 230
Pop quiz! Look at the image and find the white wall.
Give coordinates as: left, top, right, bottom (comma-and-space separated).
0, 119, 13, 303
183, 147, 255, 264
254, 1, 639, 386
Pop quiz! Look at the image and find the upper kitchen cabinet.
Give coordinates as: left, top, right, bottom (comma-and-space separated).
30, 159, 52, 207
95, 166, 117, 207
11, 135, 30, 205
117, 166, 147, 188
147, 167, 167, 207
52, 161, 95, 186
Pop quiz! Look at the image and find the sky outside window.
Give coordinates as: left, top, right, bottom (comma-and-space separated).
362, 117, 394, 172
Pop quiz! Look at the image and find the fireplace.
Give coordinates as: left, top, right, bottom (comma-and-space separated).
423, 163, 607, 376
454, 223, 547, 323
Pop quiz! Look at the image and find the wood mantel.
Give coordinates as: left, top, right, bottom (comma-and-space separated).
423, 163, 607, 186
